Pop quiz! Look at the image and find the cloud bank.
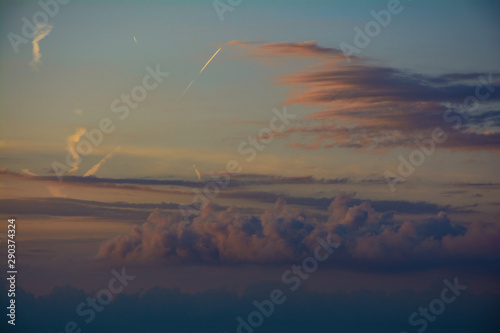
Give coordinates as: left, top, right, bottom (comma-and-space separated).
97, 196, 500, 268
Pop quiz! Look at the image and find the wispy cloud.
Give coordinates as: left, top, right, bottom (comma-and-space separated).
83, 146, 121, 177
21, 169, 37, 176
67, 127, 86, 174
192, 164, 201, 180
30, 24, 53, 70
227, 40, 500, 151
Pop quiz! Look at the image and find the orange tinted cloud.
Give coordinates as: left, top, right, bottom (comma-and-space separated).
227, 40, 500, 151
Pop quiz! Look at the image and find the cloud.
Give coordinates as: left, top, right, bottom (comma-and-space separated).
193, 164, 201, 180
83, 146, 121, 177
66, 127, 86, 174
0, 170, 469, 216
0, 198, 157, 220
227, 40, 500, 151
30, 24, 53, 70
224, 40, 344, 60
21, 168, 37, 176
97, 196, 500, 268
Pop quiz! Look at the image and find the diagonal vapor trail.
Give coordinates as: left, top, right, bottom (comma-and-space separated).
179, 80, 195, 99
199, 47, 222, 74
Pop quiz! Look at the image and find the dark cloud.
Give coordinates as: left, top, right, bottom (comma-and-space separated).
0, 198, 177, 221
226, 40, 500, 151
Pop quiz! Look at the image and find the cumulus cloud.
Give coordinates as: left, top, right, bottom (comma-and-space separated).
97, 198, 336, 263
97, 195, 500, 267
30, 24, 53, 70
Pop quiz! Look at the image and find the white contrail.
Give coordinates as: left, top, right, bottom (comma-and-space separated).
30, 24, 53, 69
133, 36, 137, 45
199, 47, 221, 74
179, 80, 195, 99
21, 169, 37, 176
193, 164, 201, 180
84, 146, 121, 177
67, 127, 86, 173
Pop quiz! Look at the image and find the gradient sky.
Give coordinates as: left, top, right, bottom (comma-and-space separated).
1, 1, 500, 332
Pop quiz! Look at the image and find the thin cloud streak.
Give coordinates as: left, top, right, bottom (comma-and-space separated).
179, 80, 195, 99
83, 146, 121, 177
199, 47, 221, 74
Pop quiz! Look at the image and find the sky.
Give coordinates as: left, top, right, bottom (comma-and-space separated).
0, 0, 499, 332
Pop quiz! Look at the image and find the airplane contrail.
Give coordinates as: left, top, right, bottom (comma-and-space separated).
193, 164, 201, 180
83, 146, 121, 177
179, 80, 195, 99
199, 47, 221, 74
